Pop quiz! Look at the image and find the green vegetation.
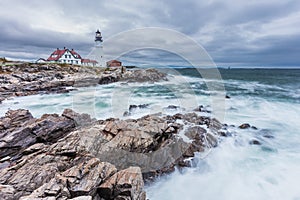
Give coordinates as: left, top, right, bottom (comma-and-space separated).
0, 57, 7, 63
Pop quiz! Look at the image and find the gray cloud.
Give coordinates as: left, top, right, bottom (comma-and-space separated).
0, 0, 299, 67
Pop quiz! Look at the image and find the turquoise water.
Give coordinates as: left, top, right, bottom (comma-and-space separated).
1, 68, 300, 199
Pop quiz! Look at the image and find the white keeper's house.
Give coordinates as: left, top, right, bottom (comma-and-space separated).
46, 47, 84, 65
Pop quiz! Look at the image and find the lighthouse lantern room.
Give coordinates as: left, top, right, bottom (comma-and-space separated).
95, 29, 103, 44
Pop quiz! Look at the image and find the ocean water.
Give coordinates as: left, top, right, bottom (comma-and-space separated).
1, 68, 300, 199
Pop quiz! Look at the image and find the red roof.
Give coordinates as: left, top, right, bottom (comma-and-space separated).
106, 59, 122, 67
107, 60, 121, 64
81, 59, 98, 64
47, 48, 82, 61
71, 50, 82, 59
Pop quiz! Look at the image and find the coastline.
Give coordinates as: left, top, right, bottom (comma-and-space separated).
0, 63, 293, 199
0, 62, 168, 104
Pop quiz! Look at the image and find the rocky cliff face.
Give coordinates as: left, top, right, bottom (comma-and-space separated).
0, 63, 168, 103
0, 107, 226, 199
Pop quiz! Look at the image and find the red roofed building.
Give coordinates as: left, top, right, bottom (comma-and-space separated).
106, 60, 122, 68
46, 47, 97, 66
47, 47, 82, 65
82, 59, 98, 67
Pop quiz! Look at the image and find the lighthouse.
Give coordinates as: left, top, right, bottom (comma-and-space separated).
93, 29, 104, 67
85, 29, 105, 67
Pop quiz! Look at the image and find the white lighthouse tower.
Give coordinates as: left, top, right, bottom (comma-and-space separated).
87, 29, 105, 67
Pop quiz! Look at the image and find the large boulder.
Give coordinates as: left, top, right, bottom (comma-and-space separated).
98, 167, 146, 200
0, 109, 76, 161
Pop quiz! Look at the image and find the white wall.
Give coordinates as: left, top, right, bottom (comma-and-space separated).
58, 50, 81, 65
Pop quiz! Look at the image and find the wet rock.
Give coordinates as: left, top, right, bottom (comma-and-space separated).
166, 105, 180, 110
218, 129, 232, 137
263, 134, 274, 139
123, 111, 130, 117
225, 95, 231, 99
98, 167, 146, 200
249, 139, 262, 145
194, 105, 211, 113
129, 104, 149, 112
239, 123, 251, 129
259, 129, 275, 139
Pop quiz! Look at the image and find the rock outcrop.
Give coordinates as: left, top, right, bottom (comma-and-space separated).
120, 68, 168, 83
0, 108, 226, 199
0, 109, 76, 163
98, 167, 146, 200
0, 63, 167, 102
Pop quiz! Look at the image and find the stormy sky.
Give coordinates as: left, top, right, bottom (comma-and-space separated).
0, 0, 300, 67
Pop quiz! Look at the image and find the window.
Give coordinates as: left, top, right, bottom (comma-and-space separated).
65, 55, 67, 58
76, 61, 78, 64
69, 55, 71, 59
64, 60, 66, 63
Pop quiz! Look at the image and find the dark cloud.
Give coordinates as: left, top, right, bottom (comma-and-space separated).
0, 0, 299, 67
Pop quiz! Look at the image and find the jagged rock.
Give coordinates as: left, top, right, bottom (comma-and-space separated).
0, 109, 75, 161
63, 158, 117, 197
82, 112, 221, 179
62, 109, 95, 126
239, 123, 251, 129
98, 167, 146, 200
183, 126, 217, 157
0, 108, 226, 199
21, 158, 117, 199
129, 104, 149, 112
194, 105, 211, 113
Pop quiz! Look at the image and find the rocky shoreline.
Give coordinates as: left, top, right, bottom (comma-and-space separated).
0, 106, 230, 199
0, 63, 268, 199
0, 63, 168, 103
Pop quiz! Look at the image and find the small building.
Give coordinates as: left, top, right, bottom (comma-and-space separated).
47, 47, 82, 65
106, 60, 122, 68
82, 59, 98, 67
36, 58, 47, 63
